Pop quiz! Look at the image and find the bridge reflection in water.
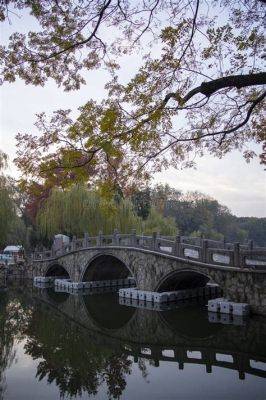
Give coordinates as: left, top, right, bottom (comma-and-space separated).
32, 287, 266, 388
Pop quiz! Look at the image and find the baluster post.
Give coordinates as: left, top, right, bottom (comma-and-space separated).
141, 232, 145, 247
131, 229, 137, 246
174, 235, 181, 256
71, 236, 76, 251
202, 239, 208, 263
61, 244, 65, 255
83, 232, 89, 248
234, 242, 240, 268
248, 240, 254, 250
152, 232, 157, 250
97, 231, 103, 246
113, 229, 119, 245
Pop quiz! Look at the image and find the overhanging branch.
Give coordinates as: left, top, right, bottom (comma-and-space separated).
164, 72, 266, 105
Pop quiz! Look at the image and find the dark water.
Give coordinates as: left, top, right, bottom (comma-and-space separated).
0, 282, 265, 400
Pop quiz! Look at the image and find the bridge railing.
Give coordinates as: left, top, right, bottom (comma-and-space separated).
33, 230, 266, 269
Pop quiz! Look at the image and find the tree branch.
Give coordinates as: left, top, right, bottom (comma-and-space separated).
178, 0, 200, 65
164, 72, 266, 105
133, 90, 266, 175
27, 0, 112, 63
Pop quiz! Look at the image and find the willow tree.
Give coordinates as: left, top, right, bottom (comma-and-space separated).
0, 1, 265, 189
36, 185, 143, 239
0, 152, 17, 246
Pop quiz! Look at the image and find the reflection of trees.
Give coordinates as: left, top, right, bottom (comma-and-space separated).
0, 290, 32, 399
0, 293, 11, 400
138, 358, 149, 382
24, 308, 132, 399
2, 288, 266, 399
0, 289, 133, 399
105, 354, 131, 399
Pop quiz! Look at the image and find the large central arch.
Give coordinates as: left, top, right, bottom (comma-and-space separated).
155, 268, 210, 292
82, 253, 134, 282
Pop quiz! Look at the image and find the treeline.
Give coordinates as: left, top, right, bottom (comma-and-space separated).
0, 153, 265, 250
132, 184, 266, 246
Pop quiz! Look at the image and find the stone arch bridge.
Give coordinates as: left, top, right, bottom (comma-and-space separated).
31, 232, 266, 315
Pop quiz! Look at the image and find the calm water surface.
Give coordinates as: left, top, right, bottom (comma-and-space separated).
0, 282, 265, 400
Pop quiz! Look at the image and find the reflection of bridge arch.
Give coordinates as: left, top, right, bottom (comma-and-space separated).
159, 304, 221, 340
34, 289, 219, 340
82, 253, 134, 282
45, 287, 70, 303
82, 292, 136, 330
155, 268, 210, 292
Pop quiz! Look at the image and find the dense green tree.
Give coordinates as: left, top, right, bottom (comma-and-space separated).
237, 217, 266, 246
0, 186, 16, 246
142, 207, 177, 236
0, 154, 11, 225
151, 184, 182, 214
0, 1, 264, 188
0, 153, 18, 247
131, 188, 151, 220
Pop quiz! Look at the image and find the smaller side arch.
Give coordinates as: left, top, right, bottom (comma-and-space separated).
154, 268, 210, 292
81, 252, 135, 282
45, 262, 70, 279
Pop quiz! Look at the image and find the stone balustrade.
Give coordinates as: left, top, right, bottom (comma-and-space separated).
33, 231, 266, 269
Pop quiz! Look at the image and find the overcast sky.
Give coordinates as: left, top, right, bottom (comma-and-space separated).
0, 10, 265, 218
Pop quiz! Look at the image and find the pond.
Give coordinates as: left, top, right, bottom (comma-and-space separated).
0, 282, 265, 399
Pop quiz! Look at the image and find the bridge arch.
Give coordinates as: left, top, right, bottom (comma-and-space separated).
81, 253, 135, 282
154, 268, 210, 292
45, 263, 70, 279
